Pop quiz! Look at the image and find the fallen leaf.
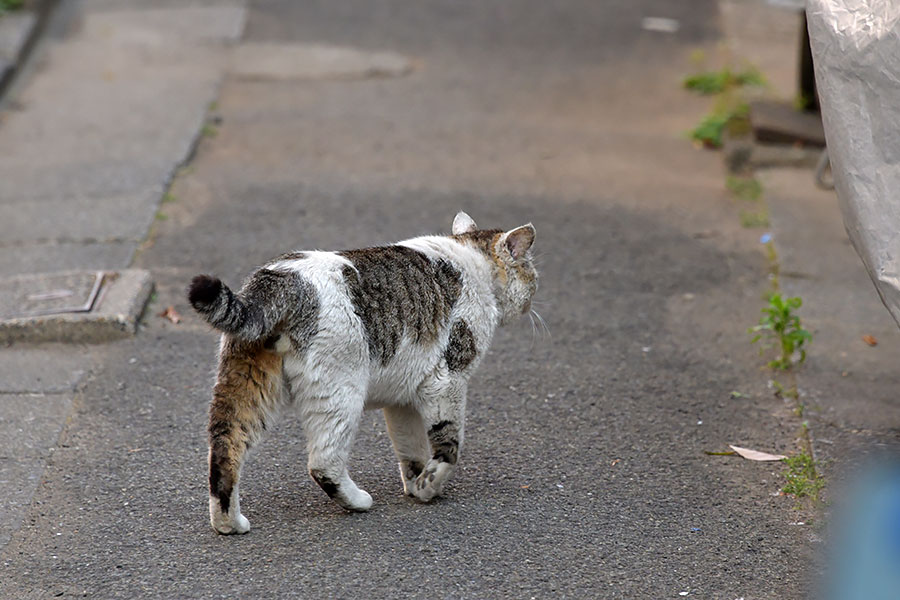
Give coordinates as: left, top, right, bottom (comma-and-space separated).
862, 334, 877, 346
729, 445, 786, 461
158, 306, 182, 324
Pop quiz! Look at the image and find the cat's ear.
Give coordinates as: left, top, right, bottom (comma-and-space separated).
452, 211, 477, 235
501, 223, 535, 261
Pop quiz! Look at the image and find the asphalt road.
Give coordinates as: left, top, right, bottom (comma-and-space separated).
1, 1, 813, 598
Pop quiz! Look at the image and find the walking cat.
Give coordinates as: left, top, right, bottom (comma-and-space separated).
188, 212, 538, 534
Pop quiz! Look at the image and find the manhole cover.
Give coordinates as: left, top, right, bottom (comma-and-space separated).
0, 271, 106, 319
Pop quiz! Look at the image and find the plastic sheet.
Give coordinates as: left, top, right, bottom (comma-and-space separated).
806, 1, 900, 327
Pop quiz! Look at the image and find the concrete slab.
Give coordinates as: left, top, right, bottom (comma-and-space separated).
0, 456, 54, 549
0, 347, 89, 393
0, 269, 153, 343
0, 241, 138, 279
750, 100, 825, 146
0, 162, 166, 205
0, 190, 159, 243
231, 42, 414, 80
0, 393, 74, 459
0, 3, 248, 285
723, 133, 821, 173
0, 270, 103, 319
0, 393, 73, 549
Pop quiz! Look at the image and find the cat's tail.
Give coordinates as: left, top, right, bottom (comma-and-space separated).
187, 271, 301, 341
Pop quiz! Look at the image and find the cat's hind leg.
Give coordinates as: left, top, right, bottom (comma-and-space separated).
300, 387, 373, 512
208, 339, 283, 534
413, 377, 467, 502
383, 405, 430, 496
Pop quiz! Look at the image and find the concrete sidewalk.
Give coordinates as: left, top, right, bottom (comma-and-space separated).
763, 168, 900, 480
0, 0, 246, 554
719, 0, 900, 482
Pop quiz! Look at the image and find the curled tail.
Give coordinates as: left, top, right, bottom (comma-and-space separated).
188, 270, 302, 341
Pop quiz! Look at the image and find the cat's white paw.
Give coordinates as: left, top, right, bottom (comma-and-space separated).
343, 488, 373, 512
210, 497, 251, 534
211, 512, 251, 535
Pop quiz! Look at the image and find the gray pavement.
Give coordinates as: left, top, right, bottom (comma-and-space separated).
0, 0, 246, 574
2, 0, 897, 598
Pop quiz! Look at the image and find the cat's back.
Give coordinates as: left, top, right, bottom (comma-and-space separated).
271, 236, 494, 379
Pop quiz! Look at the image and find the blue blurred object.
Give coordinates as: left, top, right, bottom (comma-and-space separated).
829, 463, 900, 600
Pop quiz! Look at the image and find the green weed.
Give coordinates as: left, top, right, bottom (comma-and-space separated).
740, 210, 769, 228
770, 378, 798, 399
0, 0, 24, 14
201, 123, 218, 138
793, 93, 814, 112
683, 67, 766, 96
690, 102, 749, 148
782, 452, 824, 500
749, 292, 812, 370
726, 175, 763, 201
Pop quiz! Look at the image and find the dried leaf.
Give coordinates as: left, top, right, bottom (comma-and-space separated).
158, 306, 182, 324
728, 445, 786, 461
862, 334, 878, 346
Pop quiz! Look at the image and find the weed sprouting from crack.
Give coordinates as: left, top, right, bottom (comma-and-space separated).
689, 100, 750, 148
749, 292, 812, 371
781, 452, 824, 502
683, 67, 767, 96
682, 64, 762, 148
726, 175, 763, 201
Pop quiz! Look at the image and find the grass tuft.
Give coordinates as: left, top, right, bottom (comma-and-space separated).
782, 453, 824, 500
683, 67, 766, 96
726, 175, 763, 201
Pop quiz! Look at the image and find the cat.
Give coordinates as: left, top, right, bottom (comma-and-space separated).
188, 211, 538, 534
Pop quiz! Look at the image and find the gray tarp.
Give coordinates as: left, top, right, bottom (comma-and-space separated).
807, 1, 900, 327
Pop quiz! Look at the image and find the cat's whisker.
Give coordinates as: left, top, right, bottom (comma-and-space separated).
531, 308, 551, 340
528, 310, 538, 349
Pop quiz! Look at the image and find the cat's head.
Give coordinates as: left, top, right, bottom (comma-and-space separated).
452, 211, 538, 325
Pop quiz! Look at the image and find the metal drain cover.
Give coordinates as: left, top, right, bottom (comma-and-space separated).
0, 271, 105, 320
0, 269, 153, 343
